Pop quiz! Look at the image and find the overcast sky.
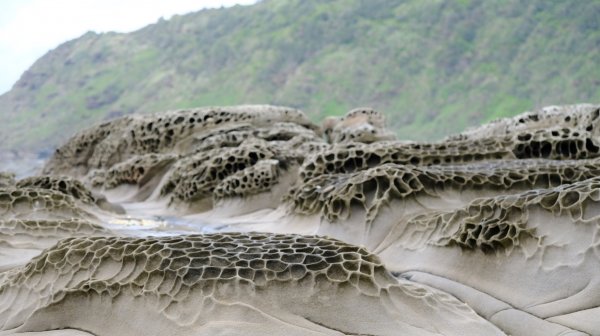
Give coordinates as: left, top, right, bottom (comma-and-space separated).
0, 0, 257, 94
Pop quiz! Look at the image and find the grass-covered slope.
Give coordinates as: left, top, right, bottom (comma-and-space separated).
0, 0, 598, 151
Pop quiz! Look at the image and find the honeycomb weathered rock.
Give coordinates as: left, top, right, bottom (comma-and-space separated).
0, 187, 97, 221
16, 175, 98, 204
161, 142, 284, 203
16, 175, 124, 214
43, 105, 318, 177
0, 232, 502, 335
43, 105, 326, 207
0, 218, 109, 238
447, 104, 600, 141
382, 174, 600, 256
290, 159, 600, 223
0, 218, 112, 254
213, 159, 283, 199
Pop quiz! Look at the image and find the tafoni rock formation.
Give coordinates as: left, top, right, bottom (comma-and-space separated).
1, 103, 599, 335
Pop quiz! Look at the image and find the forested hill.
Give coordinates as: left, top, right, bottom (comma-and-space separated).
1, 0, 598, 151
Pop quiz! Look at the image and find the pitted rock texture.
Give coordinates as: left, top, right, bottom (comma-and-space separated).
43, 105, 326, 206
291, 159, 600, 223
323, 107, 396, 143
431, 175, 600, 247
0, 233, 392, 299
447, 104, 600, 160
90, 153, 177, 189
508, 127, 600, 160
0, 233, 502, 336
16, 175, 98, 204
0, 218, 111, 249
300, 140, 514, 181
376, 175, 600, 335
161, 142, 286, 203
17, 103, 600, 335
0, 183, 114, 271
0, 218, 109, 238
43, 105, 318, 177
402, 200, 538, 254
438, 203, 536, 253
303, 107, 600, 181
190, 122, 320, 153
14, 176, 123, 214
0, 187, 97, 221
213, 159, 283, 199
447, 104, 600, 141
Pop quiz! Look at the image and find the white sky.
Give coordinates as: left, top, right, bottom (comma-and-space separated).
0, 0, 257, 94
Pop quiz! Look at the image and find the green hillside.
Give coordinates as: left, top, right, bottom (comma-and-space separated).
1, 0, 599, 151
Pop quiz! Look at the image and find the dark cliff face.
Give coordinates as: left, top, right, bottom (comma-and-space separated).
1, 0, 599, 152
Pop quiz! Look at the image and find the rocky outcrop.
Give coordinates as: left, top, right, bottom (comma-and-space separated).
0, 176, 118, 270
1, 103, 599, 335
0, 233, 503, 336
376, 176, 600, 335
43, 106, 325, 209
43, 105, 319, 176
289, 158, 600, 224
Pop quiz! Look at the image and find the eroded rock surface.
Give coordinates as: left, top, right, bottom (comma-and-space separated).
376, 176, 600, 335
43, 106, 325, 210
447, 104, 600, 142
0, 177, 118, 271
1, 104, 599, 335
43, 105, 319, 176
0, 233, 502, 336
290, 158, 600, 223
